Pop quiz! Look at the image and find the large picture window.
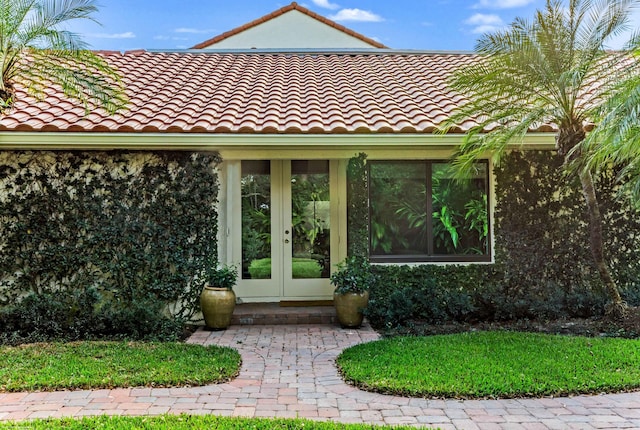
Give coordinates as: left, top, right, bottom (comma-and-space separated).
369, 160, 490, 262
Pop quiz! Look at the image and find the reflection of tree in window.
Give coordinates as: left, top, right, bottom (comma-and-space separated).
369, 161, 489, 261
241, 161, 271, 279
291, 161, 330, 278
431, 163, 488, 255
370, 163, 426, 255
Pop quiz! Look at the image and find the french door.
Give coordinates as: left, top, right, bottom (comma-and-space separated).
232, 160, 340, 301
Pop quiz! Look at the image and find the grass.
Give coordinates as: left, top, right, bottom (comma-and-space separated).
0, 415, 423, 429
249, 257, 322, 279
337, 331, 640, 399
0, 341, 241, 392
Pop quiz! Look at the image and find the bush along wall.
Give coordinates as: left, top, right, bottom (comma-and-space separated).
0, 151, 220, 344
361, 151, 640, 331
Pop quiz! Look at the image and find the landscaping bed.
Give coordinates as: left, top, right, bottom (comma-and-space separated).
376, 307, 640, 339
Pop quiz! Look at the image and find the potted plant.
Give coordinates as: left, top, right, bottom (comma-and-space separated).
200, 265, 238, 330
330, 256, 375, 328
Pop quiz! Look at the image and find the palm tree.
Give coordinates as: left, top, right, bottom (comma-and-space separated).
0, 0, 127, 113
582, 34, 640, 198
443, 0, 640, 317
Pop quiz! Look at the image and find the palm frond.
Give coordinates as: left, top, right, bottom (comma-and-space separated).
0, 0, 127, 114
14, 49, 127, 114
581, 61, 640, 196
442, 0, 639, 178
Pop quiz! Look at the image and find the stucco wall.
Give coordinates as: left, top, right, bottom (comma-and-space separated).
204, 10, 378, 49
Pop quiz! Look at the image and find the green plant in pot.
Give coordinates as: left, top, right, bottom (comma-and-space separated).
200, 265, 238, 330
330, 256, 375, 328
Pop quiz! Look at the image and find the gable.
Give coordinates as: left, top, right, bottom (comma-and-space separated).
201, 10, 377, 49
192, 3, 385, 50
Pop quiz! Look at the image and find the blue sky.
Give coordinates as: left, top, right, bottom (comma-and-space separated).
73, 0, 638, 52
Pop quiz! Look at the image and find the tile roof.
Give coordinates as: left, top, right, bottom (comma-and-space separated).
191, 2, 387, 50
0, 50, 556, 134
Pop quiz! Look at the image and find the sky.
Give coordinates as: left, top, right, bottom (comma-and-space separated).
71, 0, 639, 52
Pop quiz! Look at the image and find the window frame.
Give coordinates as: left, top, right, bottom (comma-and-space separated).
368, 159, 491, 264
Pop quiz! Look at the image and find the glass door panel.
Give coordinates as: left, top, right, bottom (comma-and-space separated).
289, 160, 330, 279
241, 161, 272, 279
283, 160, 333, 299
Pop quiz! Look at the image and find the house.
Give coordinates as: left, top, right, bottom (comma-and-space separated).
0, 2, 556, 304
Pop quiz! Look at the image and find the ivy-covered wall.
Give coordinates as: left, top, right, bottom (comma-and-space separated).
347, 153, 369, 258
361, 151, 640, 329
0, 151, 220, 343
493, 151, 640, 308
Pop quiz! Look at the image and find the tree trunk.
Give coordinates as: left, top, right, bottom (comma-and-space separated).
578, 169, 627, 318
0, 86, 14, 112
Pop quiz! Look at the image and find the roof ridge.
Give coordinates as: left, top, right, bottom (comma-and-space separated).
190, 2, 387, 50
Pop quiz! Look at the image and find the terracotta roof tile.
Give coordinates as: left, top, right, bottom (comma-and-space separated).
0, 50, 552, 134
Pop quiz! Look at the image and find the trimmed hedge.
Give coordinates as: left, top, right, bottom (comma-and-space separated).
249, 258, 322, 279
0, 151, 220, 343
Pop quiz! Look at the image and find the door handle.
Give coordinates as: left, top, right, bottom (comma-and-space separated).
284, 239, 290, 244
285, 230, 290, 235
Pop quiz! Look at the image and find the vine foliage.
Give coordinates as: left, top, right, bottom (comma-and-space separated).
0, 151, 220, 343
347, 153, 369, 257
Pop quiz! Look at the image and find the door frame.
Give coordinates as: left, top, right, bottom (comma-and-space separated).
221, 158, 347, 303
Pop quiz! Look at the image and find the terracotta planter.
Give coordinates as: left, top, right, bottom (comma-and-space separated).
200, 287, 236, 330
333, 291, 369, 328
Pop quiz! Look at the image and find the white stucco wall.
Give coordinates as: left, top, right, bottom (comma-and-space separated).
204, 10, 378, 49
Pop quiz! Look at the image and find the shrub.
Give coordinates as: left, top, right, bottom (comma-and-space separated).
205, 265, 238, 290
248, 258, 322, 279
248, 258, 272, 279
291, 259, 323, 279
365, 265, 477, 329
330, 256, 375, 294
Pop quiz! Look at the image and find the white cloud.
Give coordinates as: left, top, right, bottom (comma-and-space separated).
464, 13, 505, 33
311, 0, 340, 9
89, 32, 135, 39
174, 28, 216, 34
473, 0, 535, 9
154, 35, 189, 41
329, 8, 384, 22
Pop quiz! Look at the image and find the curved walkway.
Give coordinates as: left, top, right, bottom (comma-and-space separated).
1, 325, 640, 429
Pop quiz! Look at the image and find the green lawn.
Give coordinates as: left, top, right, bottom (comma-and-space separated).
337, 331, 640, 399
0, 416, 423, 429
0, 341, 241, 392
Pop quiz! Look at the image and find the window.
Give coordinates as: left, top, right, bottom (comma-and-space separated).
369, 160, 490, 262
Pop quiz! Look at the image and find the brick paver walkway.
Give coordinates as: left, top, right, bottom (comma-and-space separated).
1, 324, 640, 429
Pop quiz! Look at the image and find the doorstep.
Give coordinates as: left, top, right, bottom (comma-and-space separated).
231, 302, 337, 325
